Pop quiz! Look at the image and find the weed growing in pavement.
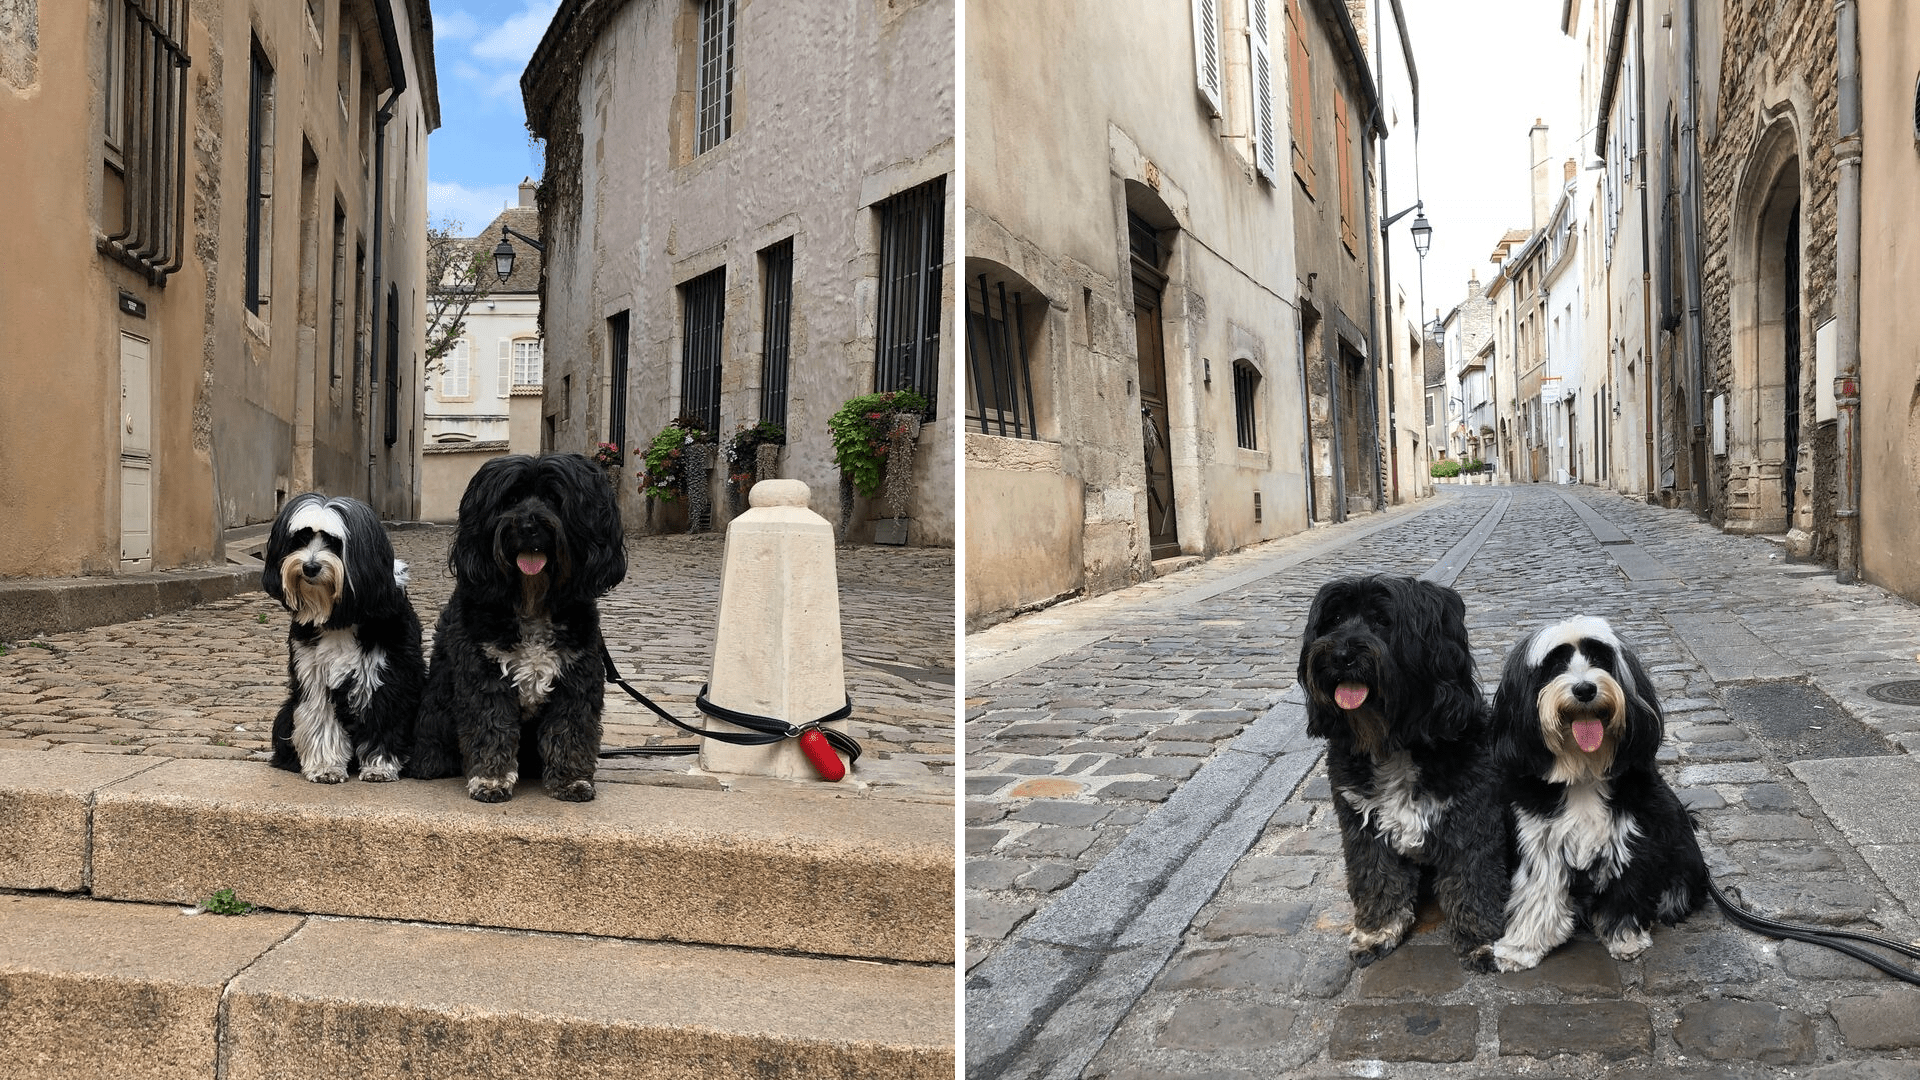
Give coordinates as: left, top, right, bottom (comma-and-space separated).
201, 888, 256, 916
28, 642, 50, 650
257, 612, 269, 624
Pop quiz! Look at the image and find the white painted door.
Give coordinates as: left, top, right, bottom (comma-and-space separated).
120, 333, 153, 568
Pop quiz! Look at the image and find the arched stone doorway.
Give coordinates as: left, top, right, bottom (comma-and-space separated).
1726, 118, 1804, 535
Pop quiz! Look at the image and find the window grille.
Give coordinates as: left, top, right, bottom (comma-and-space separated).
759, 239, 793, 427
608, 312, 630, 454
873, 176, 946, 414
695, 0, 735, 154
383, 284, 399, 447
965, 274, 1037, 439
1233, 361, 1260, 450
681, 269, 725, 433
245, 41, 274, 312
102, 0, 192, 284
330, 204, 346, 385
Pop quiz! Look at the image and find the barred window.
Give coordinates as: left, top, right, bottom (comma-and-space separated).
245, 40, 276, 314
874, 176, 946, 414
101, 0, 192, 284
965, 270, 1038, 439
681, 268, 726, 433
759, 239, 793, 427
695, 0, 735, 155
1233, 360, 1260, 450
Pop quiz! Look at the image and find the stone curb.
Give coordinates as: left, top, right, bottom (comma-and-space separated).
0, 893, 953, 1079
0, 564, 257, 642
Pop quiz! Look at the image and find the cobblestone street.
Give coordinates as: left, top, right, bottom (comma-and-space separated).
966, 485, 1920, 1078
0, 529, 955, 802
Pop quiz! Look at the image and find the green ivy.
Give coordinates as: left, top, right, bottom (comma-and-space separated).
828, 390, 929, 498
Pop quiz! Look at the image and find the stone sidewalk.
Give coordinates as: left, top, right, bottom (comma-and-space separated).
0, 528, 955, 801
966, 484, 1920, 1078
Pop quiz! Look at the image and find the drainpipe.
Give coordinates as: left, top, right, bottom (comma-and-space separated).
369, 89, 398, 506
1833, 0, 1862, 582
1678, 0, 1709, 514
1297, 302, 1317, 525
1635, 5, 1658, 499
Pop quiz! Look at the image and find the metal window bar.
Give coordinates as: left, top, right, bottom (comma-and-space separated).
383, 285, 399, 447
608, 312, 630, 454
1234, 362, 1259, 449
103, 0, 190, 284
695, 0, 735, 154
245, 43, 270, 311
681, 268, 725, 433
964, 275, 1037, 439
873, 176, 945, 415
759, 239, 793, 426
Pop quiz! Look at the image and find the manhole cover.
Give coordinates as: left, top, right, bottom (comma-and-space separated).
1866, 680, 1920, 705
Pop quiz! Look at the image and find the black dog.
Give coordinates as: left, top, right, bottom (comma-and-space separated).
1297, 574, 1507, 971
1490, 616, 1708, 971
261, 493, 424, 783
409, 454, 627, 802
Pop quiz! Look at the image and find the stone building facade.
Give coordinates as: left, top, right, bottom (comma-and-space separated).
523, 0, 954, 545
0, 0, 436, 580
420, 182, 546, 521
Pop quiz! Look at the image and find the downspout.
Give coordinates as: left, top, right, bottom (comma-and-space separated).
1833, 0, 1862, 582
368, 89, 399, 505
1678, 0, 1709, 514
1363, 129, 1386, 511
1298, 304, 1317, 525
1636, 4, 1658, 498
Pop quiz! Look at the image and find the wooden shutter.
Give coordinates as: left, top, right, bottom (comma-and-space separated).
1193, 0, 1222, 116
1335, 90, 1355, 253
1285, 0, 1313, 193
1251, 0, 1277, 182
498, 338, 511, 397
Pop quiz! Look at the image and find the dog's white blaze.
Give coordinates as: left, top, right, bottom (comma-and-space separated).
1339, 751, 1450, 855
286, 500, 350, 542
1495, 781, 1640, 971
290, 630, 387, 780
1525, 616, 1622, 669
482, 618, 565, 713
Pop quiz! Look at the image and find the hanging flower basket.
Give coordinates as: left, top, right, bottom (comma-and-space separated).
637, 418, 716, 531
590, 441, 623, 488
723, 420, 787, 517
827, 389, 929, 539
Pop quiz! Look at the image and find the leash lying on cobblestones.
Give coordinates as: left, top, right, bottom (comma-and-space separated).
1710, 880, 1920, 985
595, 645, 861, 780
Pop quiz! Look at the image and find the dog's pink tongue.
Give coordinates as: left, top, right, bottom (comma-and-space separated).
1572, 719, 1606, 752
516, 553, 547, 576
1334, 683, 1369, 710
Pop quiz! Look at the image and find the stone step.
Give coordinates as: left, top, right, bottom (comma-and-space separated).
0, 893, 953, 1080
0, 749, 952, 963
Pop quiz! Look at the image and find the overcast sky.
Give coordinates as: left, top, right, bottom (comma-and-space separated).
1396, 0, 1585, 322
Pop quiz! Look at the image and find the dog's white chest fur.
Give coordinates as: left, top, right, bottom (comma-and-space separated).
482, 619, 566, 713
1514, 781, 1637, 885
292, 629, 387, 714
1341, 751, 1450, 855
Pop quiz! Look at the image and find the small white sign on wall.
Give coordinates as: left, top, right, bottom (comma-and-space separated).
1815, 317, 1837, 424
1712, 393, 1726, 455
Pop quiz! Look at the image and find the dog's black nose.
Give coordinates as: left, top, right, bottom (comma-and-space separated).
1571, 681, 1597, 702
302, 562, 321, 579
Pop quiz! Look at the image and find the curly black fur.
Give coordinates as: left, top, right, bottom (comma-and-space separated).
1297, 574, 1508, 971
408, 453, 627, 802
1490, 617, 1708, 972
261, 493, 423, 783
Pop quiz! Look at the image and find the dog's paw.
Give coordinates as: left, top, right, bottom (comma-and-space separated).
1492, 940, 1545, 973
1461, 943, 1498, 973
1604, 926, 1653, 961
357, 757, 401, 783
467, 775, 516, 802
1348, 922, 1408, 967
549, 779, 596, 802
303, 767, 350, 784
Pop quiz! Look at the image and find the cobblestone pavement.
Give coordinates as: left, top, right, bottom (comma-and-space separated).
0, 529, 954, 801
966, 484, 1920, 1078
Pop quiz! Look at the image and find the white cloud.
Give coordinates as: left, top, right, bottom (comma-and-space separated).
435, 8, 480, 40
485, 69, 525, 101
471, 0, 561, 64
428, 180, 519, 235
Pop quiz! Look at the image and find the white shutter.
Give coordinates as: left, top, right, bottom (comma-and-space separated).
1193, 0, 1222, 116
1250, 0, 1277, 182
498, 338, 511, 397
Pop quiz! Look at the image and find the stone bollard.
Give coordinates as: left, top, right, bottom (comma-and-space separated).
700, 479, 851, 779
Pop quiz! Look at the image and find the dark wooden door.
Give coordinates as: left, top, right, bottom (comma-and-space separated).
1782, 203, 1801, 519
1134, 276, 1180, 560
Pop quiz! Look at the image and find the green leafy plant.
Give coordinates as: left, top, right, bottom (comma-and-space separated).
256, 612, 269, 624
638, 418, 715, 502
1430, 458, 1461, 478
201, 888, 256, 916
828, 390, 929, 498
590, 441, 622, 468
724, 421, 786, 491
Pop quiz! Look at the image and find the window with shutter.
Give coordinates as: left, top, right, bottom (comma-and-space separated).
442, 338, 470, 399
1192, 0, 1223, 116
1335, 90, 1356, 254
1250, 0, 1277, 183
498, 339, 511, 398
1285, 0, 1313, 194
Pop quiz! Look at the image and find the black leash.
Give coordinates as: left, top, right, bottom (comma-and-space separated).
1709, 879, 1920, 985
596, 645, 861, 765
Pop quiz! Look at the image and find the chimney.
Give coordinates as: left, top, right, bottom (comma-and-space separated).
1530, 120, 1550, 230
519, 177, 538, 208
1564, 157, 1577, 183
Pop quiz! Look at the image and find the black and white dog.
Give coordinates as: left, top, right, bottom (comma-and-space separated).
1298, 575, 1508, 971
1490, 616, 1708, 972
409, 454, 627, 802
261, 493, 424, 783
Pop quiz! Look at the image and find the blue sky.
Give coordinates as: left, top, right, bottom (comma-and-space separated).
426, 0, 559, 236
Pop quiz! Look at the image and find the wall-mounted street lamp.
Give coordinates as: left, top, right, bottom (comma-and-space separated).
493, 224, 546, 282
1384, 201, 1434, 259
